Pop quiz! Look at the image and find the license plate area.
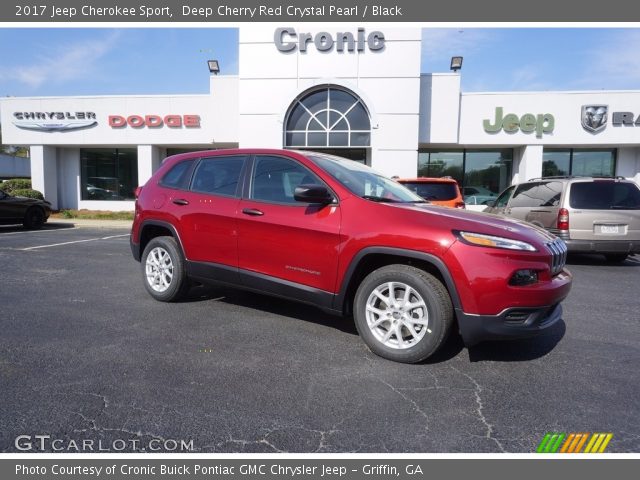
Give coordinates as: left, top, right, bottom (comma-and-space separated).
595, 224, 626, 235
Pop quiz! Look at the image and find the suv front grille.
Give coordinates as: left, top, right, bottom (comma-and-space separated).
546, 239, 568, 276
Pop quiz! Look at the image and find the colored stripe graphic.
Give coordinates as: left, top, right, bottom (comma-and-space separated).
597, 433, 613, 453
585, 433, 614, 453
573, 433, 590, 453
536, 433, 565, 453
538, 432, 612, 453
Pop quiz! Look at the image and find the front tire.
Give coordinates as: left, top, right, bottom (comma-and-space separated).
353, 265, 453, 363
141, 236, 190, 302
23, 207, 45, 230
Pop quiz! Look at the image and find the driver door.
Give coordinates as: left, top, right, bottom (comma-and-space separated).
237, 154, 342, 295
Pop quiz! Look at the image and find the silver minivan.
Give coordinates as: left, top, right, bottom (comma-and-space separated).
485, 176, 640, 262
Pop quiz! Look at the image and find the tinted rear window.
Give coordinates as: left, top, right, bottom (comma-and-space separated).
160, 159, 194, 189
402, 182, 458, 201
569, 182, 640, 210
190, 156, 245, 197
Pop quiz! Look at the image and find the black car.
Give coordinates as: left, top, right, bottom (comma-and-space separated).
0, 190, 51, 229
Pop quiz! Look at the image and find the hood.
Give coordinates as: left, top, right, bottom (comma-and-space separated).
10, 195, 50, 206
395, 203, 557, 244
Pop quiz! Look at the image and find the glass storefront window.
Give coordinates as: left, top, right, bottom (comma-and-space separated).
543, 149, 571, 177
80, 148, 138, 201
418, 149, 513, 198
463, 150, 513, 197
542, 148, 616, 177
417, 151, 463, 184
572, 150, 615, 177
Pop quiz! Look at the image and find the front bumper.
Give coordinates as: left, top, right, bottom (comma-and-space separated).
565, 239, 640, 255
456, 303, 563, 347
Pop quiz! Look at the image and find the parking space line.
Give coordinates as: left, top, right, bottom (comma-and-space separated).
20, 234, 129, 251
0, 228, 74, 236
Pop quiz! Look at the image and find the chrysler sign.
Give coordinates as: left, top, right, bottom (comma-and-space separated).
12, 111, 97, 132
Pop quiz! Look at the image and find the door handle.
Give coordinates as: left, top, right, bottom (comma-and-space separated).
172, 198, 189, 206
242, 208, 264, 216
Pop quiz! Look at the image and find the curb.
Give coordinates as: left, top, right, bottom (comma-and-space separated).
48, 219, 133, 229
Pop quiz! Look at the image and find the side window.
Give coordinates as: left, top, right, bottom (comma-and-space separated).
190, 156, 245, 197
538, 181, 563, 207
494, 186, 515, 208
250, 155, 323, 204
159, 159, 195, 189
511, 181, 562, 208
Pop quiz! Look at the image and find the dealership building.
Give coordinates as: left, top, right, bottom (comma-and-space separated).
1, 26, 640, 210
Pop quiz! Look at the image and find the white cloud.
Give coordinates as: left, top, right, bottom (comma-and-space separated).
508, 64, 552, 91
1, 30, 122, 89
586, 29, 640, 88
563, 29, 640, 90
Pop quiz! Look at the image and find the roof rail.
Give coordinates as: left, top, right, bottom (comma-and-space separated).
527, 175, 627, 181
527, 175, 577, 181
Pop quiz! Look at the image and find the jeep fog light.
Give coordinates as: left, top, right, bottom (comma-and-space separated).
509, 269, 539, 286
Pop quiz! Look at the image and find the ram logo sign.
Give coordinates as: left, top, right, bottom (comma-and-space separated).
581, 105, 608, 133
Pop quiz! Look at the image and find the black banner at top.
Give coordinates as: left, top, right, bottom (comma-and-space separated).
4, 0, 640, 22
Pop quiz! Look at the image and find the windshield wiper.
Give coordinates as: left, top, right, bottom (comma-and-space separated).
611, 205, 640, 209
362, 195, 402, 203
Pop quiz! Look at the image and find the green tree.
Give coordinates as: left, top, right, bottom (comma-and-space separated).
0, 124, 30, 157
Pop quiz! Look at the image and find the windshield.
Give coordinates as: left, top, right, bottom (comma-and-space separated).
308, 154, 425, 203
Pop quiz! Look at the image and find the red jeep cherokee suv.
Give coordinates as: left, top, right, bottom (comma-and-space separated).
131, 149, 572, 363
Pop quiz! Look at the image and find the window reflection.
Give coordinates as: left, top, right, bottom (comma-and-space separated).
80, 148, 138, 201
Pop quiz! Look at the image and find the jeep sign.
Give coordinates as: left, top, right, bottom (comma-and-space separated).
483, 107, 554, 138
274, 28, 385, 53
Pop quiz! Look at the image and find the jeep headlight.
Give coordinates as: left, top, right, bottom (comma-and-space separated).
456, 231, 537, 252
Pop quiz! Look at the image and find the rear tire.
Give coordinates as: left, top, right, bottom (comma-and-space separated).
141, 236, 190, 302
353, 265, 453, 363
23, 207, 45, 230
604, 253, 628, 263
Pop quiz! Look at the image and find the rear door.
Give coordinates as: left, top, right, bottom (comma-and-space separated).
177, 154, 247, 266
566, 180, 640, 241
520, 181, 563, 229
237, 154, 342, 294
504, 181, 562, 229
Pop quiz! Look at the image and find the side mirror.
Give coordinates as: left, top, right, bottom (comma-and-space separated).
485, 200, 496, 208
294, 184, 334, 205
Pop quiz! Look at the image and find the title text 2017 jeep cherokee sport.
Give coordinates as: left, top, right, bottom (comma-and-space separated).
130, 149, 572, 363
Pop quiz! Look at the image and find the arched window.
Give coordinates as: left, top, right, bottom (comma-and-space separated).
284, 87, 371, 148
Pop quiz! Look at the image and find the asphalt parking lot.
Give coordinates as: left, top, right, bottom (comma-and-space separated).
0, 223, 639, 453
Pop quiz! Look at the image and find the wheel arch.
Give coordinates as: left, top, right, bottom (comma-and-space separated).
334, 247, 462, 316
137, 220, 185, 262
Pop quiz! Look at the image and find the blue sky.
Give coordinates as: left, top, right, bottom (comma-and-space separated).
0, 28, 639, 96
0, 28, 238, 96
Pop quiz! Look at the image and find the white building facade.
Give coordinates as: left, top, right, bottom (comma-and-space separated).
1, 26, 639, 210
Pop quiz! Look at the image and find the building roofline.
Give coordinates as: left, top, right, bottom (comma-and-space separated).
461, 89, 640, 96
0, 93, 212, 101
